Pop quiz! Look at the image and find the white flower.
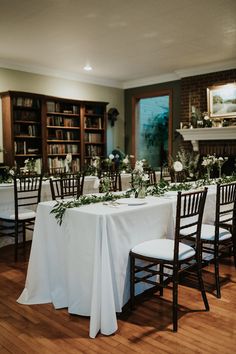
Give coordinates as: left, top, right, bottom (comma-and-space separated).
142, 174, 149, 182
9, 169, 15, 176
24, 159, 29, 164
66, 153, 72, 163
134, 160, 144, 173
123, 156, 129, 165
173, 161, 183, 172
109, 154, 114, 160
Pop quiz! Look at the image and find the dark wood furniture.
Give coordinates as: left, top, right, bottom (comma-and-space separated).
98, 170, 122, 192
49, 173, 84, 200
0, 174, 42, 261
184, 182, 236, 298
130, 188, 209, 332
1, 91, 108, 173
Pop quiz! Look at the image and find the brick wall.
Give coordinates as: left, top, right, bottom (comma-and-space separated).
179, 69, 236, 162
180, 68, 236, 122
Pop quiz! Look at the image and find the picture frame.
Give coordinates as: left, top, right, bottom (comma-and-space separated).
207, 83, 236, 119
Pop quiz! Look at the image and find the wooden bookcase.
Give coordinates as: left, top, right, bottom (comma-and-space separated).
1, 91, 42, 169
1, 91, 108, 172
43, 96, 82, 173
82, 101, 107, 167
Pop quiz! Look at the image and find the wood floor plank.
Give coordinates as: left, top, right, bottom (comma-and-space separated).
0, 244, 236, 353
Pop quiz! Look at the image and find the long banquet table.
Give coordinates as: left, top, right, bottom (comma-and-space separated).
17, 186, 216, 338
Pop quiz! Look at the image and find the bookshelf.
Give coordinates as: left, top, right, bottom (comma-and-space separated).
83, 102, 107, 167
44, 97, 82, 172
1, 91, 42, 171
1, 91, 108, 172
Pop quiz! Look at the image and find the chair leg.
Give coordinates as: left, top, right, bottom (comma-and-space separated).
130, 254, 135, 310
23, 222, 26, 249
214, 247, 221, 298
172, 274, 178, 332
159, 264, 164, 296
214, 261, 221, 298
197, 264, 209, 311
14, 223, 18, 262
232, 238, 236, 268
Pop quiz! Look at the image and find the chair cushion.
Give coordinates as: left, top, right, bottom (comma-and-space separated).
131, 239, 195, 261
181, 224, 232, 241
0, 208, 36, 220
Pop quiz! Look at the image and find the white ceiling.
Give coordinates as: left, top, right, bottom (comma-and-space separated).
0, 0, 235, 88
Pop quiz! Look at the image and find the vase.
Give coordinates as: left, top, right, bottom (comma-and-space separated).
207, 167, 211, 180
137, 186, 146, 199
219, 166, 222, 179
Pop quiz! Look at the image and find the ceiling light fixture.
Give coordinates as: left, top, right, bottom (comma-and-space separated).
83, 64, 92, 71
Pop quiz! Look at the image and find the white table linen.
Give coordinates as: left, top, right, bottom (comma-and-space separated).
17, 187, 216, 338
17, 196, 175, 337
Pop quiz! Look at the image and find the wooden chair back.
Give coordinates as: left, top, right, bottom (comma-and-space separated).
50, 173, 84, 200
99, 171, 122, 192
175, 188, 208, 263
216, 182, 236, 237
14, 174, 43, 220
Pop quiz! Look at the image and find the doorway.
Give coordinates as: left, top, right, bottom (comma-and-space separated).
132, 90, 172, 170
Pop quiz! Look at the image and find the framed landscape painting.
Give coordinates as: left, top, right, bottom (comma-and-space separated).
207, 83, 236, 119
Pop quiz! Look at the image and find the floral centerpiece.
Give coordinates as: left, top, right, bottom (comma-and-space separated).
100, 154, 115, 171
99, 175, 111, 193
23, 158, 36, 173
173, 148, 200, 181
120, 154, 134, 173
86, 156, 101, 175
132, 160, 149, 198
216, 156, 228, 178
65, 153, 72, 172
201, 155, 228, 179
201, 155, 217, 179
0, 166, 15, 183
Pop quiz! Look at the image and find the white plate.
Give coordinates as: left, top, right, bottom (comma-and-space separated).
117, 198, 147, 206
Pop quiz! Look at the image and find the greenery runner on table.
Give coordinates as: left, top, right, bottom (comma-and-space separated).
51, 192, 129, 225
50, 174, 236, 225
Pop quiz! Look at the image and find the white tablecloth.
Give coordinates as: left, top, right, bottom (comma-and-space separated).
17, 187, 216, 338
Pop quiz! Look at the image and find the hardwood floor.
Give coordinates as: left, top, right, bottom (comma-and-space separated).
0, 244, 235, 354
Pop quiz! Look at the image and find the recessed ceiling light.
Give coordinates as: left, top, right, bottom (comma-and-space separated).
83, 64, 92, 71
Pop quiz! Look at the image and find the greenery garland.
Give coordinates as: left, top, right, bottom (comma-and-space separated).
50, 191, 130, 225
50, 174, 236, 225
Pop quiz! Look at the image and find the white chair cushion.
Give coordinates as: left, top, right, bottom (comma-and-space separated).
131, 239, 195, 261
181, 224, 232, 241
0, 208, 36, 220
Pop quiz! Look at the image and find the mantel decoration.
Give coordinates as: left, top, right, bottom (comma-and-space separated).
190, 109, 213, 128
207, 83, 236, 119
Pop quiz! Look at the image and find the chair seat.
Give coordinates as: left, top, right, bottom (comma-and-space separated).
131, 239, 195, 261
181, 224, 232, 242
0, 208, 36, 220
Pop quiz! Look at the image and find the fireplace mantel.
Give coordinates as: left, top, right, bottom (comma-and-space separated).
176, 126, 236, 151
